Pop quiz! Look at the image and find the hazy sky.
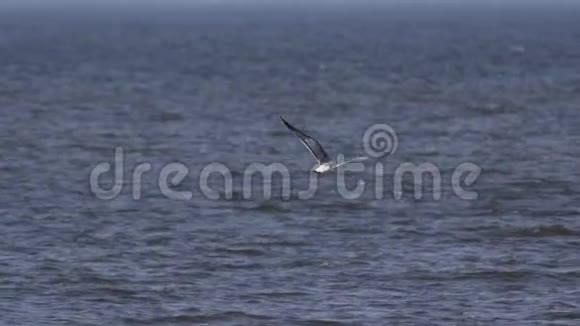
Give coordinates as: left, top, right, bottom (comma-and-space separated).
0, 0, 577, 11
0, 0, 576, 5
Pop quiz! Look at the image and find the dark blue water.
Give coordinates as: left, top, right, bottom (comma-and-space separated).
1, 4, 580, 325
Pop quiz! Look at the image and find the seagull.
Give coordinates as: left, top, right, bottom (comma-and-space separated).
280, 116, 368, 174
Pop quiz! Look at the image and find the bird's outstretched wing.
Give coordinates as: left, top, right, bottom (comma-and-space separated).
280, 116, 331, 163
332, 156, 368, 169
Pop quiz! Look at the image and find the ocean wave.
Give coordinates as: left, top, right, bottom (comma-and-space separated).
504, 224, 577, 237
124, 311, 272, 324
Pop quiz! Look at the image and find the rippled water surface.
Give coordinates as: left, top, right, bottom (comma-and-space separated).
1, 4, 580, 325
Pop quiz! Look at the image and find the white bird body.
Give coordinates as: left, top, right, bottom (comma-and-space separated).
313, 162, 333, 173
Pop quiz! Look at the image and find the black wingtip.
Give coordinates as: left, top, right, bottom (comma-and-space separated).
280, 116, 292, 128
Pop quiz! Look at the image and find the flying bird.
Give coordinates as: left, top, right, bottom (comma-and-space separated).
280, 116, 368, 174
